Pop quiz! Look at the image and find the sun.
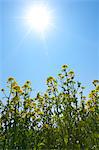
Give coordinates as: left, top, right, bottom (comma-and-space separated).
25, 4, 53, 34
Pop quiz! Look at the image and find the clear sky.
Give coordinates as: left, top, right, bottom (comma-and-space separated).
0, 0, 99, 96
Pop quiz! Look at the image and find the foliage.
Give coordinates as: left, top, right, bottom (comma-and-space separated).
0, 65, 99, 150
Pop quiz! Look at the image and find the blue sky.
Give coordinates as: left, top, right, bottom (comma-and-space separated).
0, 0, 99, 96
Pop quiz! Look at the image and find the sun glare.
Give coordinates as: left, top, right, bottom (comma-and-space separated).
25, 4, 53, 34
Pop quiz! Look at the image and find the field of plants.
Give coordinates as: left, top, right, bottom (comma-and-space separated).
0, 65, 99, 150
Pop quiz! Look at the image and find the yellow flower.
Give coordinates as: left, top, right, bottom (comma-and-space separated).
32, 116, 35, 119
96, 85, 99, 91
68, 70, 74, 75
22, 84, 29, 89
88, 90, 96, 98
18, 89, 23, 94
58, 73, 64, 79
32, 102, 36, 107
90, 107, 95, 112
7, 77, 14, 82
44, 93, 48, 98
82, 96, 86, 100
38, 111, 44, 115
65, 93, 69, 97
22, 112, 27, 118
35, 108, 40, 113
11, 81, 17, 87
47, 76, 55, 82
68, 70, 75, 78
13, 85, 21, 92
93, 80, 99, 86
46, 77, 57, 85
86, 100, 91, 106
62, 64, 68, 71
26, 80, 31, 85
44, 124, 49, 128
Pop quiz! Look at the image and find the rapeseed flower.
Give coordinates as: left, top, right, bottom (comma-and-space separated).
62, 64, 68, 71
7, 77, 14, 82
